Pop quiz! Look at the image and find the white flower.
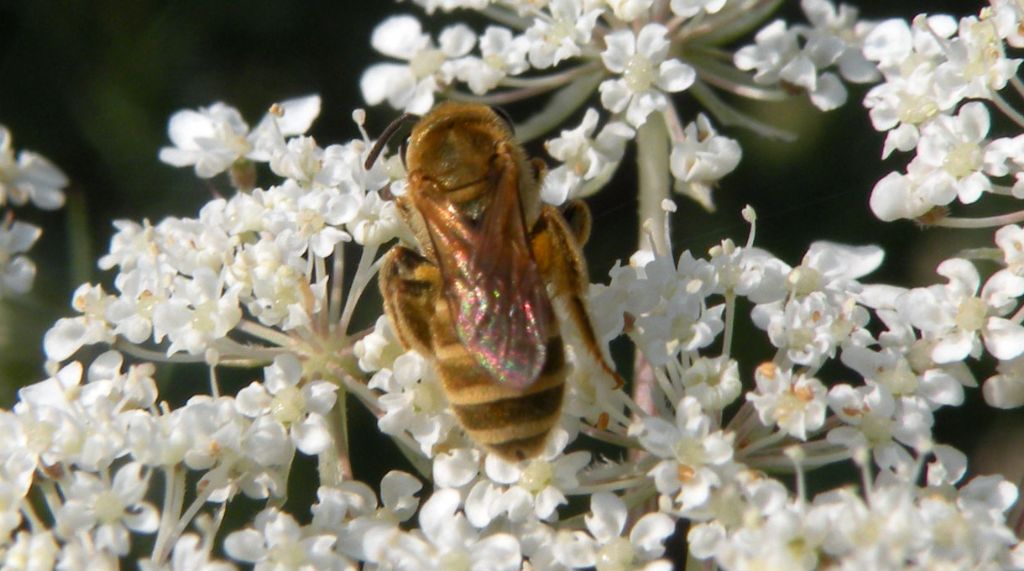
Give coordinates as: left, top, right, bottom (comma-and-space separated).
992, 0, 1024, 48
599, 23, 696, 126
668, 114, 741, 210
159, 95, 321, 178
708, 239, 789, 304
2, 531, 59, 571
347, 190, 401, 246
55, 462, 159, 556
541, 108, 634, 204
141, 533, 237, 571
899, 258, 1024, 364
368, 350, 455, 456
453, 431, 590, 528
907, 102, 1002, 206
234, 236, 319, 330
631, 397, 735, 514
361, 16, 475, 113
868, 161, 936, 221
753, 291, 859, 368
235, 354, 338, 455
799, 0, 880, 84
475, 429, 591, 523
670, 0, 726, 18
151, 267, 242, 355
735, 18, 849, 111
261, 181, 358, 257
749, 242, 878, 368
525, 0, 603, 69
353, 315, 404, 373
178, 396, 247, 471
316, 475, 422, 562
747, 363, 827, 440
43, 283, 116, 362
364, 488, 522, 571
554, 492, 675, 569
224, 508, 353, 571
8, 363, 92, 470
996, 224, 1024, 275
0, 124, 68, 209
608, 0, 654, 22
935, 14, 1021, 104
827, 383, 933, 467
613, 249, 723, 367
409, 0, 489, 13
0, 219, 41, 296
310, 482, 384, 543
679, 356, 741, 411
455, 26, 530, 95
983, 354, 1024, 409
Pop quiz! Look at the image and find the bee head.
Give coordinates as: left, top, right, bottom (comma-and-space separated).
404, 103, 517, 196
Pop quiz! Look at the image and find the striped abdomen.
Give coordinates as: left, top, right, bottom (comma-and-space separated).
430, 301, 566, 462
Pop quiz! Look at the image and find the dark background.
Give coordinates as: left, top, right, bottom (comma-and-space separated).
2, 0, 1020, 535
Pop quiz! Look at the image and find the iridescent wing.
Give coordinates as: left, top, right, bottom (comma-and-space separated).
413, 159, 552, 391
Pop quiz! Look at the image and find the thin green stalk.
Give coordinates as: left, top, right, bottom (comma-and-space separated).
328, 242, 345, 332
992, 90, 1024, 130
151, 466, 186, 565
721, 290, 736, 358
935, 209, 1024, 228
636, 111, 671, 255
320, 391, 353, 487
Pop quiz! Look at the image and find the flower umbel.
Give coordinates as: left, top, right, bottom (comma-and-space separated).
4, 1, 1024, 570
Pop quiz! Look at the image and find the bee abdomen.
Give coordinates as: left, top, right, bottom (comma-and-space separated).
453, 384, 564, 462
436, 337, 565, 403
435, 336, 567, 461
455, 385, 563, 431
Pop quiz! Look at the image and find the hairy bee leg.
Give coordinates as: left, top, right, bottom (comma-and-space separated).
379, 245, 441, 354
530, 205, 625, 389
560, 199, 592, 246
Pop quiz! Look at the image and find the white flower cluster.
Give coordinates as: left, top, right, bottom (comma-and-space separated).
361, 0, 819, 208
0, 124, 67, 297
44, 96, 401, 364
689, 467, 1023, 569
352, 202, 1024, 569
864, 5, 1024, 221
0, 351, 344, 569
734, 0, 879, 111
4, 0, 1024, 569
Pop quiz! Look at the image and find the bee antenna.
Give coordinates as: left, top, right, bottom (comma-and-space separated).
364, 112, 419, 170
490, 106, 515, 133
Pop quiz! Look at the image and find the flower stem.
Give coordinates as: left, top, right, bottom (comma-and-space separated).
498, 63, 600, 89
338, 242, 380, 337
933, 210, 1024, 228
722, 290, 736, 358
18, 501, 44, 533
328, 241, 346, 332
636, 111, 671, 255
992, 91, 1024, 130
513, 69, 605, 143
1012, 76, 1024, 100
320, 391, 353, 487
151, 466, 186, 565
236, 319, 297, 348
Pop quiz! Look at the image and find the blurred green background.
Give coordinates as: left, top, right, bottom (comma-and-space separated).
2, 0, 1020, 513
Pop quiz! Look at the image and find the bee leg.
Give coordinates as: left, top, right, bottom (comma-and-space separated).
530, 205, 625, 389
379, 245, 441, 354
560, 199, 592, 246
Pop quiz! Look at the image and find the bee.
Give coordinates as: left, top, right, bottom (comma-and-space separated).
367, 102, 623, 462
